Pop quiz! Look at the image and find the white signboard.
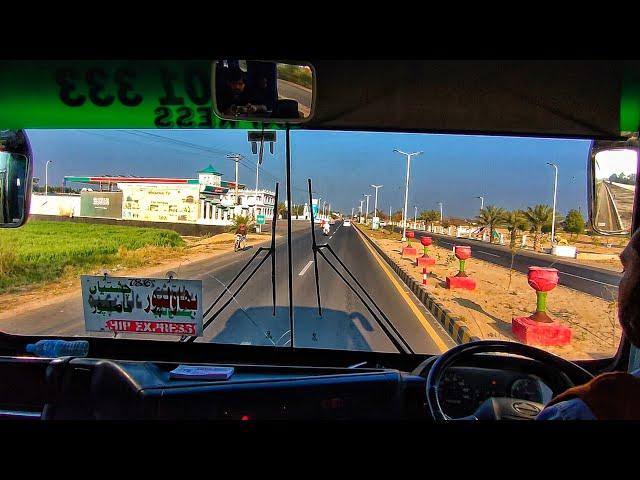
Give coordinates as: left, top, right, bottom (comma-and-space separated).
81, 275, 203, 336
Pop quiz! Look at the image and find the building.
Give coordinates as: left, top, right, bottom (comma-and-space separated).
31, 165, 276, 226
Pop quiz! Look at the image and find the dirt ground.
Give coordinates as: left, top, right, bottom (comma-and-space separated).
364, 227, 621, 360
0, 232, 273, 320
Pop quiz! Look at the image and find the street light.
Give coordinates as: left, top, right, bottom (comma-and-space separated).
371, 184, 383, 223
363, 194, 371, 222
475, 195, 484, 212
414, 205, 417, 229
547, 162, 558, 245
394, 149, 424, 241
45, 160, 53, 196
437, 202, 443, 221
359, 199, 364, 222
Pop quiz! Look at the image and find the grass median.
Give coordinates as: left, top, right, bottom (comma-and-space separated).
0, 220, 185, 294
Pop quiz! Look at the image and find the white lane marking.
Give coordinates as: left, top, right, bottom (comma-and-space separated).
298, 260, 314, 276
329, 236, 333, 239
476, 250, 500, 257
559, 271, 619, 287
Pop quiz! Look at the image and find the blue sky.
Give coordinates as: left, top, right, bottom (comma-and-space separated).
26, 129, 592, 219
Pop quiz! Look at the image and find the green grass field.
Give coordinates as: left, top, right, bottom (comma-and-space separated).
0, 220, 185, 293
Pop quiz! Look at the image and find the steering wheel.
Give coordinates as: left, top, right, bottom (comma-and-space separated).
425, 340, 594, 420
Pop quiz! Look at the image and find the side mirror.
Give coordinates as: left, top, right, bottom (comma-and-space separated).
588, 139, 639, 235
212, 60, 315, 123
0, 130, 32, 228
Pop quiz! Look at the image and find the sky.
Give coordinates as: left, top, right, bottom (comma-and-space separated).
25, 129, 594, 219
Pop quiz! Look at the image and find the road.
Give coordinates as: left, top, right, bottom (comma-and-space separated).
400, 228, 621, 300
2, 220, 455, 354
278, 79, 312, 116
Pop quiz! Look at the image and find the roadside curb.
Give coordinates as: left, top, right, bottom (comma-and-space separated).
354, 225, 480, 345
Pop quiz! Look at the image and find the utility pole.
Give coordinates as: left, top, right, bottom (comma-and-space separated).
226, 153, 243, 206
394, 149, 424, 241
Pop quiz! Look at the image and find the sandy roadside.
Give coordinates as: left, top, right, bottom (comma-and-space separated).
363, 228, 620, 360
0, 233, 275, 320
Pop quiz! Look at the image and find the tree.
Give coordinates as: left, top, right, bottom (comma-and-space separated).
391, 210, 403, 222
476, 205, 506, 244
277, 202, 287, 218
564, 209, 585, 237
503, 210, 529, 249
420, 210, 440, 229
524, 204, 553, 251
375, 209, 388, 221
228, 214, 254, 233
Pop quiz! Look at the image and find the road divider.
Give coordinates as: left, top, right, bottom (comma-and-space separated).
354, 225, 479, 346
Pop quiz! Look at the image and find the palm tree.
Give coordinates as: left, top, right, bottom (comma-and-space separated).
503, 210, 529, 249
524, 204, 553, 251
228, 214, 255, 233
476, 205, 506, 244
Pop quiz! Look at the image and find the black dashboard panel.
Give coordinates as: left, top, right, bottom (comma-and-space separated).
39, 358, 427, 420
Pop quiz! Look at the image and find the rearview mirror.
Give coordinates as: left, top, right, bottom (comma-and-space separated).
212, 60, 315, 123
588, 139, 638, 235
0, 130, 32, 228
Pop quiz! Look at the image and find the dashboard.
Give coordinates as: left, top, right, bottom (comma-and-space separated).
0, 344, 573, 420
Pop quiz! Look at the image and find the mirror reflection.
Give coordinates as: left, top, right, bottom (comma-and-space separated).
593, 148, 638, 233
0, 151, 29, 226
213, 60, 314, 122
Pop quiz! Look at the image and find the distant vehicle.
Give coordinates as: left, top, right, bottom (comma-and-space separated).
329, 218, 335, 225
343, 219, 351, 227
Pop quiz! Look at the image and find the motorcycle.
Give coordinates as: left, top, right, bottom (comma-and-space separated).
322, 223, 330, 236
234, 233, 246, 252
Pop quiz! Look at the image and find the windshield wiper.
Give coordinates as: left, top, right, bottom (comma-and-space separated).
181, 182, 279, 343
306, 179, 414, 355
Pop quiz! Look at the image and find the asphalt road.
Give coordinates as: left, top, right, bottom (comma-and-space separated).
2, 220, 454, 354
278, 79, 312, 109
401, 228, 621, 300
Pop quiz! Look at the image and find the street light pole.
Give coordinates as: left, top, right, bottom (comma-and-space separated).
438, 202, 443, 221
394, 149, 424, 241
45, 160, 53, 196
364, 194, 371, 222
547, 162, 558, 246
371, 184, 383, 221
414, 205, 417, 228
475, 195, 484, 212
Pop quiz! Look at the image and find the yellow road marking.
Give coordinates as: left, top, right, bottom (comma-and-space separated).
354, 227, 449, 353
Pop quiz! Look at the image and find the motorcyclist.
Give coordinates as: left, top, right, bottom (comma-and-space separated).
322, 220, 330, 235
